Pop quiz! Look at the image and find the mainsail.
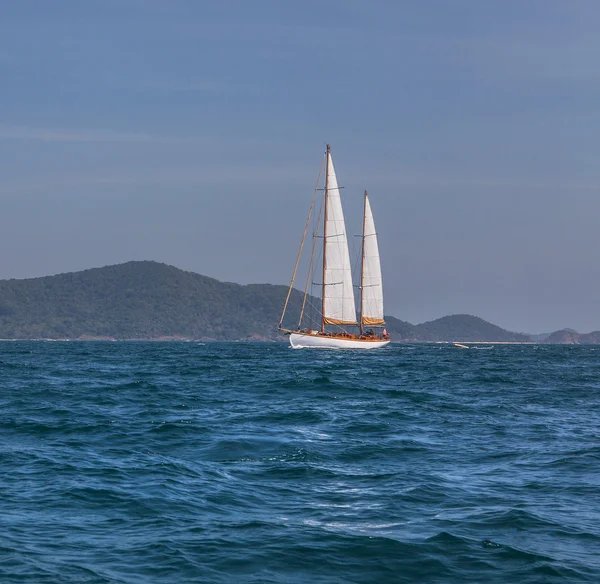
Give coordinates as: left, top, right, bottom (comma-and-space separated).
322, 153, 357, 325
360, 193, 385, 326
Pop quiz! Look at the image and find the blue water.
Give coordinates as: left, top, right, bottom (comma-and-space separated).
1, 342, 599, 583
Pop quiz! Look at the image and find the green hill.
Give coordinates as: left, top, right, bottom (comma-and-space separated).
0, 262, 304, 340
543, 329, 600, 344
412, 314, 530, 342
0, 261, 531, 341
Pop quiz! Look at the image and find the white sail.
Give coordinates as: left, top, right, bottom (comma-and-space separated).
323, 154, 357, 325
361, 194, 385, 326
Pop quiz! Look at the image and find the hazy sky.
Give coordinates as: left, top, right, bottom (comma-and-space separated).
1, 0, 599, 333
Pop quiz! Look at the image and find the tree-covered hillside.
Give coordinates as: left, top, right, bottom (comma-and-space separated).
0, 261, 534, 341
543, 329, 600, 344
0, 262, 304, 340
412, 315, 531, 343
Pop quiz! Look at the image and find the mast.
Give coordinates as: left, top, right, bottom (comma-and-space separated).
360, 190, 367, 336
321, 144, 330, 333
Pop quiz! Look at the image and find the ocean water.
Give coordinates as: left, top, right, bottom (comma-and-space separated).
1, 342, 599, 583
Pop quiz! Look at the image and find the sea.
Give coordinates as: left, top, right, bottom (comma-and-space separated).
1, 341, 599, 583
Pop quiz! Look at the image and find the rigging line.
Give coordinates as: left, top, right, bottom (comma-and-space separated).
310, 256, 321, 327
279, 155, 324, 328
304, 289, 353, 330
298, 299, 319, 329
298, 190, 325, 329
350, 233, 362, 320
303, 295, 353, 334
302, 298, 322, 321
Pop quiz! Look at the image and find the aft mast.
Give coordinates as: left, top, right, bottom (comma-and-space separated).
360, 190, 367, 336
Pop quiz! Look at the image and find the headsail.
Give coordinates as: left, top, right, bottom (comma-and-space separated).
361, 193, 385, 326
323, 153, 357, 325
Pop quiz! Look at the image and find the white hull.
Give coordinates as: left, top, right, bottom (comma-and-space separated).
289, 332, 390, 349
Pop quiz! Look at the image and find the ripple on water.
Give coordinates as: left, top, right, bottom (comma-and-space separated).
0, 342, 599, 583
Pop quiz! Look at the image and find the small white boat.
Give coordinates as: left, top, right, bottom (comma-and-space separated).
279, 145, 390, 349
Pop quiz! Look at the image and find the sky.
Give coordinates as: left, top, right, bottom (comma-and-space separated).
1, 0, 599, 334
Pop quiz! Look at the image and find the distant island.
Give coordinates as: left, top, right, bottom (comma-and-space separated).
0, 261, 597, 343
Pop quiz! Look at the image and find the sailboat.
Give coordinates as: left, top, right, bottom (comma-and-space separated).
279, 145, 390, 349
